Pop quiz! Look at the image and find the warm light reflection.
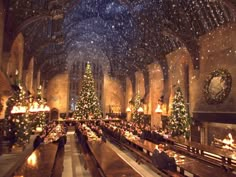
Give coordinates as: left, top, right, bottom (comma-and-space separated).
27, 151, 38, 168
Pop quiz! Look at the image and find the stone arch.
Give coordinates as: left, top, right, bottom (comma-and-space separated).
103, 74, 124, 115
0, 69, 12, 118
135, 71, 145, 98
8, 33, 24, 82
166, 48, 192, 115
125, 77, 133, 121
148, 62, 165, 127
24, 57, 34, 94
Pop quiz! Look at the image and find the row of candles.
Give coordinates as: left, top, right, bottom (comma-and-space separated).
11, 100, 50, 114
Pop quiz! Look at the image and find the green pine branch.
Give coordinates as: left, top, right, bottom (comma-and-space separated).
74, 62, 102, 119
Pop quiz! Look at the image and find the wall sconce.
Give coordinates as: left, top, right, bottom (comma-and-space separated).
155, 96, 164, 113
126, 106, 131, 112
137, 106, 144, 113
155, 103, 162, 113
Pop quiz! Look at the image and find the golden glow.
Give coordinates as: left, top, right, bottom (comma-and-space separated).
126, 107, 131, 112
222, 133, 235, 150
36, 127, 43, 132
11, 105, 27, 114
137, 106, 144, 113
27, 151, 38, 168
29, 101, 50, 113
155, 104, 162, 113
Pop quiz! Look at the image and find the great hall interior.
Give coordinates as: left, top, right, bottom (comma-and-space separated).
0, 0, 236, 177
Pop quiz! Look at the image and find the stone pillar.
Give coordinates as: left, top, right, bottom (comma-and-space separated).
0, 0, 5, 68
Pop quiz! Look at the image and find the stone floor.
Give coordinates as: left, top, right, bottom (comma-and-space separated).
55, 131, 160, 177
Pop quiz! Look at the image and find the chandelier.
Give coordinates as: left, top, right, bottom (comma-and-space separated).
29, 100, 50, 113
11, 101, 50, 114
11, 104, 28, 114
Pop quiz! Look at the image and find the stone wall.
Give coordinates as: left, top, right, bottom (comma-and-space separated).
135, 71, 145, 100
103, 74, 124, 114
8, 33, 24, 81
166, 48, 192, 115
46, 73, 69, 114
0, 70, 12, 119
148, 62, 164, 127
0, 0, 5, 66
24, 57, 34, 94
125, 78, 133, 121
192, 24, 236, 112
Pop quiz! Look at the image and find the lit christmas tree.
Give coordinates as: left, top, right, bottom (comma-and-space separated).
5, 92, 18, 145
74, 62, 102, 119
5, 84, 31, 146
31, 85, 48, 130
131, 92, 144, 125
167, 87, 190, 138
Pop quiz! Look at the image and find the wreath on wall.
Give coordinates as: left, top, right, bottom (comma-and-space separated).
203, 68, 232, 104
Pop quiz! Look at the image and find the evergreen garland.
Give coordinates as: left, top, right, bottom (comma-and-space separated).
167, 87, 190, 138
74, 62, 102, 119
203, 68, 232, 104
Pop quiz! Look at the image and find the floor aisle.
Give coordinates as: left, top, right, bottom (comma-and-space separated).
62, 132, 92, 177
58, 131, 160, 177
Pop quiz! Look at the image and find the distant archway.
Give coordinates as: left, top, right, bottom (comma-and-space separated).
50, 108, 59, 120
8, 33, 24, 82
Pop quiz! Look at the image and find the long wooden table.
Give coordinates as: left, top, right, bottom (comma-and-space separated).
13, 143, 58, 177
165, 136, 236, 170
126, 137, 236, 177
88, 141, 142, 177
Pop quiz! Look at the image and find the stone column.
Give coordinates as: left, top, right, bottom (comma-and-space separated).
0, 0, 5, 68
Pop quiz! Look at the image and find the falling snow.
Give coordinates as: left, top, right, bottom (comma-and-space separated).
7, 0, 235, 76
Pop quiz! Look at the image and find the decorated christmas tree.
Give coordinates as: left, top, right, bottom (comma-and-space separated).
5, 93, 18, 145
5, 84, 31, 146
31, 85, 48, 130
74, 62, 102, 119
167, 87, 190, 138
131, 92, 144, 125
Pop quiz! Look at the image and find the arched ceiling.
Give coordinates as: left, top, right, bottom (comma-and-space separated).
4, 0, 236, 81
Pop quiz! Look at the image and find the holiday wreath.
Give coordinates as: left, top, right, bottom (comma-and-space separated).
203, 68, 232, 104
